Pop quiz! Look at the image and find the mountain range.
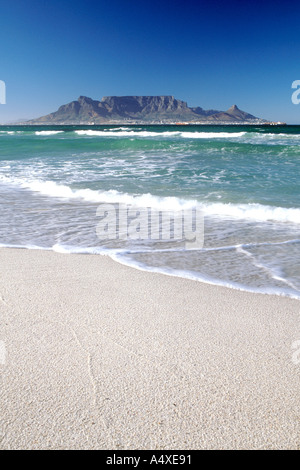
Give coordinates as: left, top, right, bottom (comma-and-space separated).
25, 95, 266, 124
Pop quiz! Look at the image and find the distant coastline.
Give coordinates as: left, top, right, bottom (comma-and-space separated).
20, 95, 285, 125
2, 121, 287, 127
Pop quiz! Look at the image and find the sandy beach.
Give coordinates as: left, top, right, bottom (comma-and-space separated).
0, 247, 299, 450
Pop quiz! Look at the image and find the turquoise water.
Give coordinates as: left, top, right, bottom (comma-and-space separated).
0, 124, 300, 298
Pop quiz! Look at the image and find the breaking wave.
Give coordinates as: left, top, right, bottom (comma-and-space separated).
4, 178, 299, 224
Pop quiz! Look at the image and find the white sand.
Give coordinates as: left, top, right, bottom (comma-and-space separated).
0, 248, 299, 450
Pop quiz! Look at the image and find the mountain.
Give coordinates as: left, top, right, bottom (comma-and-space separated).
25, 95, 264, 124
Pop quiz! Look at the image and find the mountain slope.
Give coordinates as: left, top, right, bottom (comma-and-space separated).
26, 96, 264, 124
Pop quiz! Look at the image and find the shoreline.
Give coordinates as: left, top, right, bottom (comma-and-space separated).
0, 247, 300, 449
1, 245, 300, 301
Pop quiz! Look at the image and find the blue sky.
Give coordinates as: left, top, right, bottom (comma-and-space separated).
0, 0, 300, 123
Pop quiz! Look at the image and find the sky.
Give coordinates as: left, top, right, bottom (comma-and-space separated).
1, 0, 300, 123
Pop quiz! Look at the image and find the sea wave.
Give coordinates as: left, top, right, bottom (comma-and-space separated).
18, 180, 197, 210
35, 130, 64, 135
6, 178, 299, 224
75, 130, 246, 139
202, 202, 300, 224
73, 130, 300, 141
1, 128, 300, 143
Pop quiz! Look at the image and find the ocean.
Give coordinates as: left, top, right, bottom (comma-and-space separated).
0, 124, 300, 298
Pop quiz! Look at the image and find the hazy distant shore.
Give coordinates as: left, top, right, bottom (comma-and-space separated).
23, 95, 272, 125
1, 121, 277, 126
0, 248, 299, 450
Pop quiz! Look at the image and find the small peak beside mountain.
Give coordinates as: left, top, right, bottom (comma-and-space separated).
225, 104, 257, 121
228, 104, 239, 112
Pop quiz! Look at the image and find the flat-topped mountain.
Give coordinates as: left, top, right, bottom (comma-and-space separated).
26, 95, 264, 124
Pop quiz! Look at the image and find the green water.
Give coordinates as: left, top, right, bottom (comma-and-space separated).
0, 124, 300, 297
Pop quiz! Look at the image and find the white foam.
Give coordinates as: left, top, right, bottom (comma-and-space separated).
52, 244, 109, 255
35, 131, 64, 136
237, 246, 299, 291
7, 179, 300, 224
75, 130, 246, 139
75, 130, 178, 137
107, 127, 136, 131
110, 251, 300, 300
202, 202, 300, 224
19, 180, 197, 210
180, 131, 246, 139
